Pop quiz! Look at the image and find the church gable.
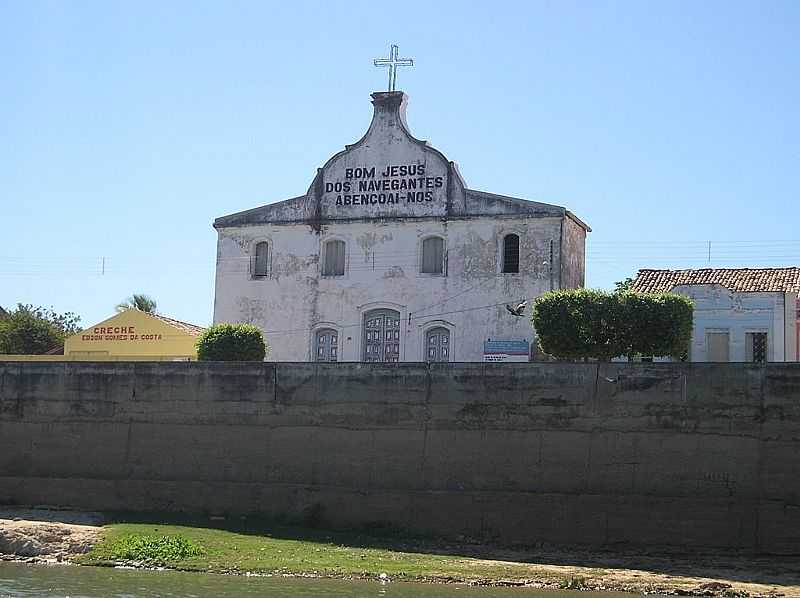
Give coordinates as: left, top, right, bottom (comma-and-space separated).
214, 91, 587, 230
309, 91, 465, 220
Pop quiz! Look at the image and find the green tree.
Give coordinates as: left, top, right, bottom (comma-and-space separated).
532, 289, 693, 361
0, 304, 81, 354
614, 277, 635, 293
196, 323, 268, 361
617, 291, 693, 360
116, 294, 157, 314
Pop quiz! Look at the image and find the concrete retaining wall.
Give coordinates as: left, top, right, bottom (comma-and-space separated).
0, 361, 798, 553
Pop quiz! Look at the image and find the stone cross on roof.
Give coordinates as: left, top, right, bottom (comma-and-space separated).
373, 44, 414, 92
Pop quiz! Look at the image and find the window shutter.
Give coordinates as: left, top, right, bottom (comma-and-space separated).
324, 240, 345, 276
254, 242, 269, 276
503, 234, 520, 273
422, 237, 444, 274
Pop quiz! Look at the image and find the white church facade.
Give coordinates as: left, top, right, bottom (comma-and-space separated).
212, 91, 589, 362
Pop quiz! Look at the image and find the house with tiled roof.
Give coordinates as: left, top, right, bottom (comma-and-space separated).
60, 309, 206, 361
631, 268, 799, 363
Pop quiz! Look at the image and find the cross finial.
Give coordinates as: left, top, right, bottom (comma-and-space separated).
373, 44, 414, 92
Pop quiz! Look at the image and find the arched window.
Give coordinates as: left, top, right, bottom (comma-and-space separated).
502, 234, 520, 273
421, 236, 445, 274
323, 240, 346, 276
363, 309, 401, 363
253, 241, 270, 277
315, 328, 338, 362
426, 327, 451, 362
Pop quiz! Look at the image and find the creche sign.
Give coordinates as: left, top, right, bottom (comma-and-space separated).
81, 325, 164, 342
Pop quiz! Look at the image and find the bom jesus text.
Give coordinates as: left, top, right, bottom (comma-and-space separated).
325, 163, 444, 206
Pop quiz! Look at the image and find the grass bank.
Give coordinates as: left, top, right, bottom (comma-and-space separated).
76, 519, 799, 596
79, 522, 563, 584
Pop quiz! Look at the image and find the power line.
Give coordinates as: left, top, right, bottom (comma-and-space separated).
261, 295, 535, 337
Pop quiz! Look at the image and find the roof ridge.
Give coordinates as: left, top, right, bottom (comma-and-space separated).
632, 266, 800, 294
145, 312, 207, 335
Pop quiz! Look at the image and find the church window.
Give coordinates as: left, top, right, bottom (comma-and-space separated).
502, 234, 520, 273
425, 327, 450, 362
323, 240, 346, 276
252, 241, 270, 277
421, 236, 445, 275
315, 328, 338, 362
363, 309, 401, 362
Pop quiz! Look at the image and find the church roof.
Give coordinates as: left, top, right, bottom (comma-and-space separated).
213, 189, 588, 229
632, 267, 800, 294
213, 91, 590, 232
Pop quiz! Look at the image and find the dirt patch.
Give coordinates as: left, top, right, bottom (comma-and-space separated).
0, 508, 104, 562
457, 553, 799, 597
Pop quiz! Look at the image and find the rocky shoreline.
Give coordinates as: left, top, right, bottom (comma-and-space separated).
0, 508, 104, 563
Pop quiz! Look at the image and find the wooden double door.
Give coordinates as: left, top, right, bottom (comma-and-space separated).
363, 309, 401, 363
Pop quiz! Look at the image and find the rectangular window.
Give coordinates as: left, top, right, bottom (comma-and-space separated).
422, 237, 444, 274
706, 330, 730, 362
323, 240, 345, 276
746, 332, 768, 363
253, 242, 269, 277
503, 234, 520, 273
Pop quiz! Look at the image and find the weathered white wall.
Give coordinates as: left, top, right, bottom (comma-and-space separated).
214, 216, 563, 362
560, 215, 586, 289
311, 92, 463, 221
674, 285, 798, 362
212, 91, 588, 361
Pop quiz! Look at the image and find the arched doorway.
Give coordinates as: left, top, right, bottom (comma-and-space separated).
363, 309, 401, 363
314, 328, 338, 362
425, 327, 451, 362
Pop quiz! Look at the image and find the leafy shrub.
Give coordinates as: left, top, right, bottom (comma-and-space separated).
532, 289, 693, 360
108, 534, 204, 563
616, 291, 693, 359
196, 323, 268, 361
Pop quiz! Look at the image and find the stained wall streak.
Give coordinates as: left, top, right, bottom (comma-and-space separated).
0, 361, 798, 554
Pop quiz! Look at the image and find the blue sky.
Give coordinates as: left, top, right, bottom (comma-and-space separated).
2, 0, 798, 328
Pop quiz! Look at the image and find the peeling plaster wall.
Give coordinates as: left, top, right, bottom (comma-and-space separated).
213, 216, 563, 361
0, 361, 798, 553
560, 216, 586, 290
212, 91, 588, 361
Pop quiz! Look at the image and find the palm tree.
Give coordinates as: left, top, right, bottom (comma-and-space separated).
116, 294, 157, 314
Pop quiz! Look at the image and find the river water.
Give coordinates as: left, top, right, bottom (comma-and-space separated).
0, 562, 637, 598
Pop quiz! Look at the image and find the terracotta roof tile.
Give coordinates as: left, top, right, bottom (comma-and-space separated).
148, 313, 207, 336
631, 267, 800, 294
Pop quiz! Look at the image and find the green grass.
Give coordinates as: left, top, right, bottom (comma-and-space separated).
78, 522, 570, 583
97, 534, 204, 564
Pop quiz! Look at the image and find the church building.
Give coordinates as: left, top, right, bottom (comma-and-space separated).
212, 91, 589, 362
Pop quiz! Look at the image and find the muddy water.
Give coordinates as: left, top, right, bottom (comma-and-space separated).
0, 561, 640, 598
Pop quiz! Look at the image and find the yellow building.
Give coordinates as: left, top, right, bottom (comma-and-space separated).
58, 309, 206, 360
0, 309, 206, 362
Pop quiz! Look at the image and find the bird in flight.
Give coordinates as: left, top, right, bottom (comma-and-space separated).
505, 300, 528, 317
